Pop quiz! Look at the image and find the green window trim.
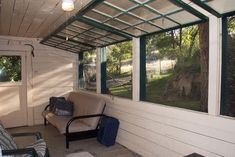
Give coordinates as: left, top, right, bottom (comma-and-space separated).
140, 36, 146, 101
220, 13, 235, 115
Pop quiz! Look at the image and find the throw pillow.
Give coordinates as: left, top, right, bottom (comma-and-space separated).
49, 97, 65, 112
53, 99, 74, 116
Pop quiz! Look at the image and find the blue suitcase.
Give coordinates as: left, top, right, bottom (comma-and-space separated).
97, 116, 119, 147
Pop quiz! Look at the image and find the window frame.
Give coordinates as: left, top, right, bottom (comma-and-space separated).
104, 40, 133, 99
220, 13, 235, 116
139, 22, 209, 112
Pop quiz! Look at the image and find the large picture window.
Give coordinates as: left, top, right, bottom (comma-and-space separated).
0, 56, 21, 82
106, 41, 133, 99
144, 23, 209, 112
221, 15, 235, 117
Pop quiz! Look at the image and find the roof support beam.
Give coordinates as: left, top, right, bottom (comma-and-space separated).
208, 16, 222, 116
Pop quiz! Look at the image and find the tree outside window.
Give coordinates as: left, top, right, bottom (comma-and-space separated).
82, 50, 97, 92
0, 56, 21, 82
106, 41, 133, 99
145, 22, 209, 112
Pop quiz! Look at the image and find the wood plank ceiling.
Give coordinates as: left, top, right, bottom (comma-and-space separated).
0, 0, 91, 38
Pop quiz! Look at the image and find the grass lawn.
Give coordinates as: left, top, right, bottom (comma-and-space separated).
146, 74, 201, 111
109, 73, 201, 111
109, 85, 132, 99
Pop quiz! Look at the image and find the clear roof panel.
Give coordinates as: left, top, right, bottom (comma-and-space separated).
41, 0, 207, 53
41, 18, 131, 53
130, 7, 159, 20
81, 0, 207, 36
200, 0, 235, 15
151, 18, 178, 29
168, 10, 200, 24
147, 0, 180, 14
106, 0, 136, 10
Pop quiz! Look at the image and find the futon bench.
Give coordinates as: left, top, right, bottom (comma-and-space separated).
42, 91, 106, 148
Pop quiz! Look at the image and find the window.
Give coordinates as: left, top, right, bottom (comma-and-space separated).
144, 23, 209, 112
0, 56, 21, 82
221, 15, 235, 117
81, 50, 97, 92
106, 41, 133, 99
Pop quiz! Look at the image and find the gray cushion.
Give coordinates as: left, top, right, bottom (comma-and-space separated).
42, 111, 94, 134
67, 92, 105, 128
42, 92, 105, 134
0, 122, 17, 150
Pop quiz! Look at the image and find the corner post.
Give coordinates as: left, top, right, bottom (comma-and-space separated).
208, 16, 222, 116
78, 52, 84, 89
140, 36, 146, 101
132, 38, 140, 101
96, 47, 106, 94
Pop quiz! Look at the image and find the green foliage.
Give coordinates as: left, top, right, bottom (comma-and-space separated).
0, 56, 21, 82
83, 50, 96, 64
82, 50, 97, 91
228, 16, 235, 36
146, 25, 200, 74
106, 41, 132, 76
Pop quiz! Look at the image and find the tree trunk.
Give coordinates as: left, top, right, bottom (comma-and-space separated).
189, 28, 199, 56
199, 22, 209, 112
179, 28, 182, 50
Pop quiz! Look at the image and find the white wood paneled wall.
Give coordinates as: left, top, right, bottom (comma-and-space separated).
0, 36, 78, 125
103, 96, 235, 157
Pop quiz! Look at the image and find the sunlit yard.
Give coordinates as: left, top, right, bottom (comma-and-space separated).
109, 85, 132, 99
145, 74, 200, 111
109, 73, 201, 111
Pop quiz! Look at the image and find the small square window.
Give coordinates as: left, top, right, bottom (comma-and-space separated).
95, 3, 121, 17
146, 0, 180, 14
168, 10, 200, 25
84, 10, 109, 22
105, 0, 137, 10
124, 27, 146, 36
151, 18, 178, 29
136, 23, 161, 33
130, 7, 159, 20
117, 14, 142, 25
105, 19, 129, 29
0, 56, 22, 82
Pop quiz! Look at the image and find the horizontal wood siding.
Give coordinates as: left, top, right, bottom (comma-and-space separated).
102, 95, 235, 157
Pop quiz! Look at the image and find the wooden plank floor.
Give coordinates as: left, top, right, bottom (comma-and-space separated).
8, 125, 141, 157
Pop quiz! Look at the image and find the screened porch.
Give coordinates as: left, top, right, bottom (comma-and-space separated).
0, 0, 235, 157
